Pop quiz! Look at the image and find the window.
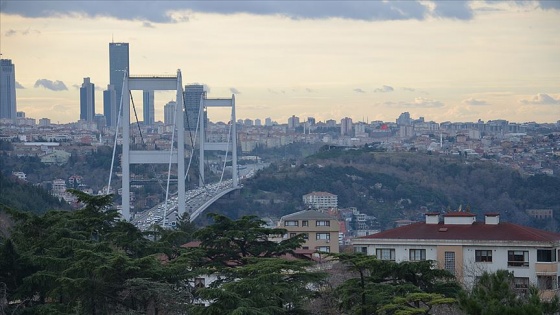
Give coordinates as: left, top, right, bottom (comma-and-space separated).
302, 220, 309, 227
302, 233, 309, 240
508, 250, 529, 267
475, 250, 492, 262
316, 220, 330, 226
538, 276, 556, 290
537, 249, 556, 262
284, 220, 298, 226
355, 246, 368, 254
444, 251, 455, 275
317, 246, 330, 253
409, 249, 426, 261
290, 232, 297, 238
316, 233, 330, 240
376, 248, 395, 261
514, 277, 530, 295
302, 246, 309, 250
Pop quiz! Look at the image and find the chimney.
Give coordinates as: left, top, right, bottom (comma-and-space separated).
485, 213, 500, 225
425, 212, 440, 224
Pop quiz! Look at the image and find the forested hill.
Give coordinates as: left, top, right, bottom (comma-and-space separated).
214, 148, 560, 230
0, 172, 69, 214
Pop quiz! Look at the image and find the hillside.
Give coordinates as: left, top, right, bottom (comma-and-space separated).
207, 148, 560, 230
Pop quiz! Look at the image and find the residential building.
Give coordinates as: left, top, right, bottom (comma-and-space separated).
164, 101, 176, 125
526, 209, 553, 220
352, 212, 560, 298
279, 210, 340, 253
303, 191, 338, 209
184, 84, 206, 131
341, 117, 353, 136
0, 59, 17, 120
109, 42, 129, 123
103, 84, 117, 127
143, 90, 155, 125
79, 78, 95, 122
288, 115, 300, 129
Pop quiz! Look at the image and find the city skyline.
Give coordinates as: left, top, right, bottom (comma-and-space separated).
1, 1, 559, 124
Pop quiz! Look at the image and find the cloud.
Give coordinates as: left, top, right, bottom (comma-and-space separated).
462, 98, 488, 106
382, 97, 444, 108
230, 87, 241, 94
520, 93, 560, 105
432, 1, 474, 20
353, 88, 366, 93
374, 85, 394, 93
305, 88, 313, 93
34, 79, 68, 91
142, 21, 154, 28
15, 81, 25, 89
4, 28, 40, 36
1, 1, 486, 22
402, 87, 416, 92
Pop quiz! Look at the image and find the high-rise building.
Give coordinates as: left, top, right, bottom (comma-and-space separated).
341, 117, 353, 136
254, 118, 262, 126
265, 117, 273, 127
103, 85, 117, 127
143, 90, 154, 125
164, 101, 176, 125
80, 77, 95, 122
288, 115, 300, 129
109, 42, 129, 120
184, 85, 206, 131
0, 59, 17, 120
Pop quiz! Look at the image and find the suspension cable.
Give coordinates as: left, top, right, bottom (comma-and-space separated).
162, 100, 178, 228
219, 121, 232, 183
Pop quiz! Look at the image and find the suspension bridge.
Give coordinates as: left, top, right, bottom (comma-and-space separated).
106, 70, 244, 230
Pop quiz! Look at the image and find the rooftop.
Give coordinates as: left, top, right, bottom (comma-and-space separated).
282, 210, 337, 221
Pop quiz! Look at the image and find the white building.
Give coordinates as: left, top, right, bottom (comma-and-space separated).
303, 191, 338, 209
352, 212, 560, 299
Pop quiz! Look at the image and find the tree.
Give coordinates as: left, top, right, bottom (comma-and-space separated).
379, 292, 456, 315
188, 257, 326, 315
458, 270, 560, 315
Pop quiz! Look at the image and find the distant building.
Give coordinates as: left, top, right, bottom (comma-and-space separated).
109, 42, 129, 119
288, 115, 300, 129
278, 210, 340, 254
79, 77, 95, 122
164, 101, 176, 125
254, 118, 261, 126
353, 212, 560, 298
184, 84, 206, 131
396, 112, 412, 126
38, 118, 51, 127
265, 117, 273, 127
526, 209, 553, 220
340, 117, 353, 136
103, 84, 117, 127
303, 191, 338, 209
0, 59, 17, 120
143, 90, 155, 125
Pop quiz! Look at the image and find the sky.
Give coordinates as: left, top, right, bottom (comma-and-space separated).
1, 0, 559, 124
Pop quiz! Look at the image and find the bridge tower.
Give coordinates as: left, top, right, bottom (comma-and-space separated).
120, 70, 186, 221
198, 95, 239, 188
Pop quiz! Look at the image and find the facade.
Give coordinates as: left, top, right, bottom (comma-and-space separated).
279, 210, 340, 253
79, 77, 95, 121
288, 115, 300, 129
184, 84, 205, 131
109, 42, 129, 123
0, 59, 17, 120
303, 191, 338, 209
352, 212, 560, 298
103, 84, 117, 127
143, 90, 155, 125
164, 101, 176, 125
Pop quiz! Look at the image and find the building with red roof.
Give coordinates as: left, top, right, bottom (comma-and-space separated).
352, 212, 560, 298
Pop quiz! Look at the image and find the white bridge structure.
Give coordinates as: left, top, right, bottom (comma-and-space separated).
108, 69, 241, 226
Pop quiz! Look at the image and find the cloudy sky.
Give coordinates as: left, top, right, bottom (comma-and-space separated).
2, 0, 559, 124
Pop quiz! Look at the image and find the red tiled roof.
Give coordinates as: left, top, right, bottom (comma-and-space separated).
357, 222, 560, 242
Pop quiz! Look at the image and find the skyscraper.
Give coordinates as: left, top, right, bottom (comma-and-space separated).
0, 59, 17, 120
143, 90, 154, 125
164, 101, 176, 125
184, 85, 206, 131
340, 117, 353, 136
79, 77, 95, 121
103, 84, 117, 127
109, 42, 129, 119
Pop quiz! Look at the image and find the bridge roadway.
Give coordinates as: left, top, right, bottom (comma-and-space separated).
131, 179, 240, 231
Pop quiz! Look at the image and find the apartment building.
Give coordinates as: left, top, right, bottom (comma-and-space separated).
352, 212, 560, 298
278, 210, 340, 253
302, 191, 338, 209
